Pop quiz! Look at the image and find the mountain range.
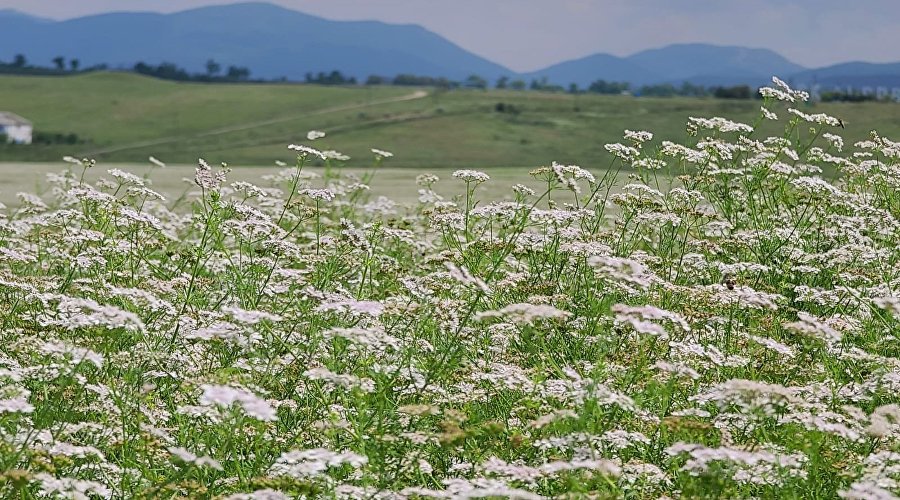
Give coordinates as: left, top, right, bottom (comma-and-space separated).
1, 2, 898, 89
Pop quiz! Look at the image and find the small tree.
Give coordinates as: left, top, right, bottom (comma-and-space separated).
69, 59, 80, 71
530, 77, 549, 91
465, 74, 487, 90
496, 76, 509, 89
13, 54, 26, 68
52, 56, 65, 71
328, 70, 344, 84
205, 59, 221, 77
226, 66, 250, 81
713, 85, 752, 99
588, 79, 630, 95
510, 79, 526, 91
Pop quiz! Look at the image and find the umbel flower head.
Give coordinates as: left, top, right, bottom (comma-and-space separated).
198, 384, 277, 421
453, 169, 490, 184
288, 143, 326, 160
194, 158, 229, 190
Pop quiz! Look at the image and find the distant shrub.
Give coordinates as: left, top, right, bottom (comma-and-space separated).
712, 85, 753, 99
495, 102, 520, 114
33, 131, 87, 145
588, 79, 631, 95
820, 90, 879, 102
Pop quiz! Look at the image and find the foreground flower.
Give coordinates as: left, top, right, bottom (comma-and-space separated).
476, 302, 571, 326
195, 157, 229, 190
168, 446, 224, 471
198, 384, 278, 421
269, 448, 368, 478
453, 169, 490, 183
288, 143, 327, 160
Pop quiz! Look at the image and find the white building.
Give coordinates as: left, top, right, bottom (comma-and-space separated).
0, 111, 32, 144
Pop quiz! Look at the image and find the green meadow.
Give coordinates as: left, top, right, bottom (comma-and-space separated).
2, 71, 898, 167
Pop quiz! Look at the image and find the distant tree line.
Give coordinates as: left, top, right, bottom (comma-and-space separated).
581, 80, 756, 99
306, 71, 356, 85
0, 54, 255, 82
0, 53, 105, 75
4, 53, 893, 102
133, 59, 252, 82
638, 82, 710, 97
0, 130, 87, 148
529, 77, 567, 92
33, 131, 87, 145
819, 90, 881, 102
587, 80, 632, 94
366, 74, 455, 88
362, 74, 485, 89
495, 76, 528, 90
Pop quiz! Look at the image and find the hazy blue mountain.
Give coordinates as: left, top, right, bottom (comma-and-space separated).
0, 2, 512, 81
0, 10, 52, 47
523, 53, 662, 88
519, 44, 810, 89
0, 9, 51, 22
790, 62, 900, 88
627, 44, 805, 83
2, 4, 899, 89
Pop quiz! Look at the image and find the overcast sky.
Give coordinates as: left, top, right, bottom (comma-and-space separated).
2, 0, 897, 72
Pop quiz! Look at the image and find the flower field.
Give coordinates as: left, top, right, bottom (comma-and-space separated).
1, 77, 900, 498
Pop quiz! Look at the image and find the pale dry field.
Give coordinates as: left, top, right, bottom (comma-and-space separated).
0, 162, 555, 207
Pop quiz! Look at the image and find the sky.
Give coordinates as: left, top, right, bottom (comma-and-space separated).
2, 0, 898, 72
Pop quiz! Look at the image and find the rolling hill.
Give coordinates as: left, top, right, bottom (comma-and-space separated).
1, 72, 898, 168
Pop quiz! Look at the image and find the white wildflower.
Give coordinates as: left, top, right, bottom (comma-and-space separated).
453, 169, 490, 183
288, 143, 327, 160
476, 303, 571, 326
269, 448, 368, 478
168, 447, 223, 470
198, 384, 277, 421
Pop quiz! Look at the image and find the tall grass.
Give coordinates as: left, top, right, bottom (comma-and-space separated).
0, 77, 899, 498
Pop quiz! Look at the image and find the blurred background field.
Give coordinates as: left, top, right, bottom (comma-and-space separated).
2, 72, 898, 169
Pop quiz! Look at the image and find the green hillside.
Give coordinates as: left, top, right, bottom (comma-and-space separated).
1, 72, 898, 167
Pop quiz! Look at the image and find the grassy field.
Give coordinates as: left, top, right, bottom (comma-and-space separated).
2, 72, 899, 167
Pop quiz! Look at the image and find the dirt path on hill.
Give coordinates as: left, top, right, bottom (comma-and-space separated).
81, 90, 428, 156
